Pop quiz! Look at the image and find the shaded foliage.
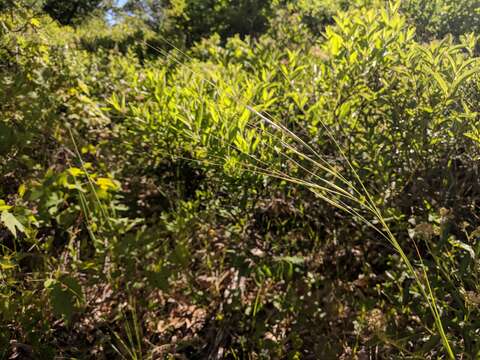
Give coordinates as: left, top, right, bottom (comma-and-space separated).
42, 0, 105, 25
2, 0, 480, 358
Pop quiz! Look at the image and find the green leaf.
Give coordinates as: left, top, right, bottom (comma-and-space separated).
77, 80, 90, 96
274, 256, 305, 265
328, 32, 343, 56
171, 242, 190, 268
428, 70, 449, 96
450, 66, 480, 97
49, 282, 75, 322
0, 200, 12, 212
450, 238, 476, 259
67, 167, 84, 177
0, 257, 16, 270
465, 131, 480, 144
44, 278, 56, 289
29, 18, 40, 27
62, 276, 84, 303
1, 211, 25, 238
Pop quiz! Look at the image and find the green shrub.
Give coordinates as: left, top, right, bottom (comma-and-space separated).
104, 2, 480, 356
401, 0, 480, 41
3, 0, 480, 358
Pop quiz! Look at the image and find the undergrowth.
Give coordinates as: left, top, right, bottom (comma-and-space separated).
2, 0, 480, 358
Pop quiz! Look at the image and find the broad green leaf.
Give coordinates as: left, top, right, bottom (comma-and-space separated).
328, 32, 343, 56
1, 211, 25, 238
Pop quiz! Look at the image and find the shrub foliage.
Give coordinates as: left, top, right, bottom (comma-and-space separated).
2, 0, 480, 358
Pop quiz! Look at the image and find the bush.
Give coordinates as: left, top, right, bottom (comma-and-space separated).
3, 0, 480, 358
401, 0, 480, 41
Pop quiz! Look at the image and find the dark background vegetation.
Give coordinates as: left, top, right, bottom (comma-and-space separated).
1, 0, 480, 358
